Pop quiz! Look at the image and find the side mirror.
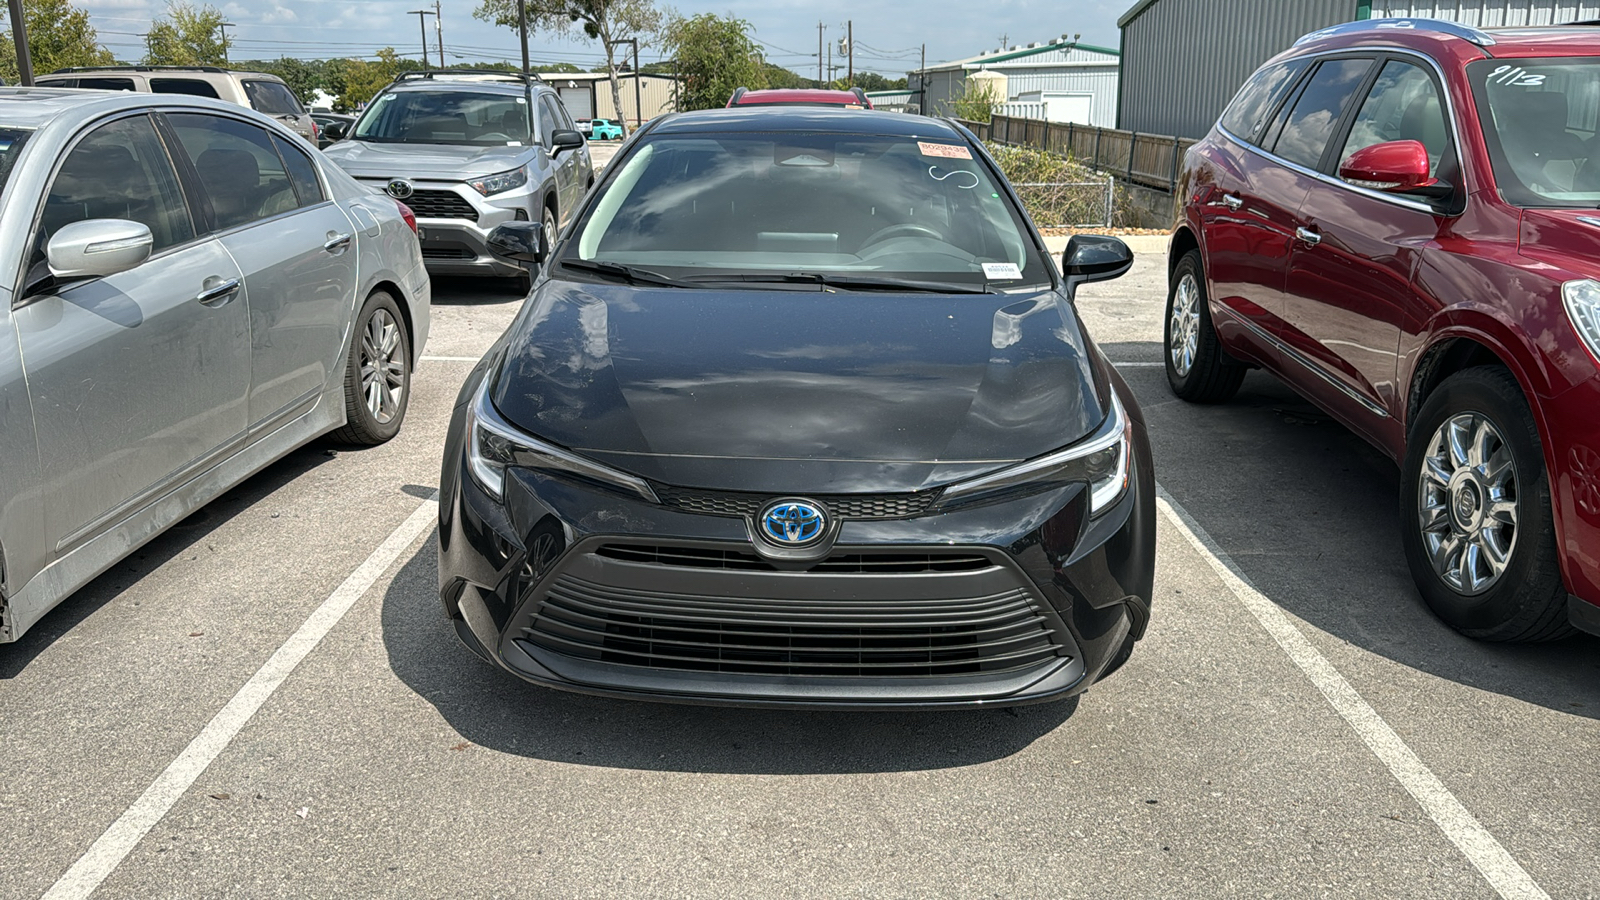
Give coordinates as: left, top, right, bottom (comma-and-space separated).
550, 129, 584, 155
47, 219, 153, 279
1061, 234, 1133, 287
487, 221, 547, 266
1339, 140, 1448, 196
323, 120, 349, 141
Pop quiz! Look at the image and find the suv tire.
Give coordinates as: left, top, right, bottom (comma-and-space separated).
333, 291, 411, 446
1399, 366, 1572, 641
1165, 250, 1246, 403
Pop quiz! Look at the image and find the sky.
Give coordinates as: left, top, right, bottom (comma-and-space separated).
74, 0, 1132, 78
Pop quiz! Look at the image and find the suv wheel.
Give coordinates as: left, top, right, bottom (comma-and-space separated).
333, 291, 410, 446
1399, 366, 1572, 641
1165, 250, 1246, 403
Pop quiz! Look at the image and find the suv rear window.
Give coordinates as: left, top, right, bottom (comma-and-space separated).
1220, 59, 1311, 144
77, 77, 136, 91
244, 80, 303, 116
151, 78, 220, 98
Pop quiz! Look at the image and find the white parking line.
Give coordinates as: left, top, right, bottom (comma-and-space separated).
420, 355, 481, 363
1112, 361, 1164, 368
41, 495, 440, 900
1156, 487, 1550, 900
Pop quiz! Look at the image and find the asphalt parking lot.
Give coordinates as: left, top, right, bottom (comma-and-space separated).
4, 220, 1598, 897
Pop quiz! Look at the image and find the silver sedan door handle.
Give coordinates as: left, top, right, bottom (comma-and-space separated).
1295, 226, 1322, 247
195, 276, 242, 308
1222, 193, 1243, 210
324, 232, 353, 253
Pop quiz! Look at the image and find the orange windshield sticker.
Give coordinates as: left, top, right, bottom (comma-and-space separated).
918, 141, 973, 159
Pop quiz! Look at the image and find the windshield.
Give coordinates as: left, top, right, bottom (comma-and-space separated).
564, 132, 1048, 289
0, 128, 32, 201
353, 89, 531, 146
1470, 57, 1600, 207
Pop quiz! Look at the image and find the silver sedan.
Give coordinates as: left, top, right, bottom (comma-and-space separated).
0, 89, 431, 643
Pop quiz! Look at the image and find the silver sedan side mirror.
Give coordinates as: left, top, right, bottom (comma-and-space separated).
47, 219, 153, 279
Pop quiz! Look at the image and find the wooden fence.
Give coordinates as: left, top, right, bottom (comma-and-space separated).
960, 115, 1198, 195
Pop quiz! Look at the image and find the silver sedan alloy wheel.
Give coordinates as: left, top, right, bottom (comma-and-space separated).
1417, 411, 1519, 595
360, 308, 405, 425
1169, 272, 1200, 376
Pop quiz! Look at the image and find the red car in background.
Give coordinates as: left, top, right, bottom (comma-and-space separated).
1170, 18, 1600, 642
727, 87, 874, 109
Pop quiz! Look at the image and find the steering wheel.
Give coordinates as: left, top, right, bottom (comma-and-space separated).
860, 223, 945, 249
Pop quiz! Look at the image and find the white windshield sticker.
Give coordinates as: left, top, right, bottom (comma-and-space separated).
983, 262, 1022, 280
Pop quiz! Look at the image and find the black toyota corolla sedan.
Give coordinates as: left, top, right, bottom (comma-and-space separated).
437, 107, 1155, 709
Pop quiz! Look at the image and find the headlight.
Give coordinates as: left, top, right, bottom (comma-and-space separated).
467, 166, 529, 196
464, 375, 657, 503
935, 393, 1131, 516
1564, 279, 1600, 365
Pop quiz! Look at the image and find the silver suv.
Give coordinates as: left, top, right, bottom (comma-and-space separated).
322, 71, 594, 279
33, 66, 317, 142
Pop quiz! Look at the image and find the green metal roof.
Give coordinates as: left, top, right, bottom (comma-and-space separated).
970, 40, 1121, 65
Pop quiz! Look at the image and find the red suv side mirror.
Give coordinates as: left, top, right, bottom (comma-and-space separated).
1338, 140, 1438, 193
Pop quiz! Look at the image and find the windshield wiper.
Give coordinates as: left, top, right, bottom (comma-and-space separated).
681, 272, 999, 294
559, 259, 688, 288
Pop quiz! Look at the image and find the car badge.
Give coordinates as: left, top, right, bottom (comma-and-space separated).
385, 178, 414, 200
759, 500, 827, 545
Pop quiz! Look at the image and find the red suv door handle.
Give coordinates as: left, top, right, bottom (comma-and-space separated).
1295, 226, 1322, 247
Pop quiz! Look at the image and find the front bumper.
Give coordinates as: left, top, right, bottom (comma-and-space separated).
358, 177, 531, 277
437, 382, 1156, 709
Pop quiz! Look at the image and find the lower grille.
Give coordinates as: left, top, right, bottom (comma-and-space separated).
421, 241, 476, 260
595, 543, 991, 573
521, 573, 1064, 677
405, 189, 478, 221
652, 484, 940, 520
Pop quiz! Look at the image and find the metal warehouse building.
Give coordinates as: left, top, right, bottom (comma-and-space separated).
1118, 0, 1600, 139
912, 37, 1121, 127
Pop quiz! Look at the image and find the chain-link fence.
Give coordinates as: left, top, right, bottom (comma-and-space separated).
1009, 179, 1115, 228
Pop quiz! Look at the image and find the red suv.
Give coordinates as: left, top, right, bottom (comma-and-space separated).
727, 87, 873, 109
1171, 19, 1600, 642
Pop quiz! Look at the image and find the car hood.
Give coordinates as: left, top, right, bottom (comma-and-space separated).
489, 278, 1107, 493
320, 140, 535, 180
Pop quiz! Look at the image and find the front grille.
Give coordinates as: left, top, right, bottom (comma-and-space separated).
594, 544, 991, 573
404, 189, 478, 221
521, 574, 1064, 677
652, 484, 941, 520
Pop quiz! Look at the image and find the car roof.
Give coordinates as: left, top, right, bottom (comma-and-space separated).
0, 86, 287, 130
1291, 19, 1600, 65
734, 88, 866, 104
383, 77, 547, 96
39, 66, 285, 80
649, 105, 965, 139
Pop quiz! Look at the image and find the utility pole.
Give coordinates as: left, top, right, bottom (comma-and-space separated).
218, 21, 234, 65
846, 20, 852, 87
517, 0, 533, 143
918, 43, 925, 114
817, 22, 823, 86
408, 9, 435, 69
7, 0, 33, 85
434, 0, 445, 68
826, 41, 831, 87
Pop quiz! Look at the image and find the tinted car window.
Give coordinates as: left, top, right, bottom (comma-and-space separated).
244, 80, 303, 115
0, 128, 30, 202
272, 134, 324, 206
569, 133, 1048, 288
1469, 57, 1600, 205
77, 77, 136, 91
1220, 59, 1312, 144
1339, 60, 1451, 178
151, 78, 220, 98
1272, 58, 1373, 170
167, 113, 299, 230
538, 95, 561, 149
38, 115, 195, 258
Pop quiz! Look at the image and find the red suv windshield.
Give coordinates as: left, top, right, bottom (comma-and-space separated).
1469, 57, 1600, 207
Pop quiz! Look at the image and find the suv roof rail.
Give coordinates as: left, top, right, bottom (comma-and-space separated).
730, 86, 749, 103
851, 86, 869, 103
392, 68, 545, 84
49, 65, 233, 74
1294, 17, 1496, 48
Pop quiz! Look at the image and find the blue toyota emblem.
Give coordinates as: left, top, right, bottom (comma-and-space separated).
760, 500, 827, 545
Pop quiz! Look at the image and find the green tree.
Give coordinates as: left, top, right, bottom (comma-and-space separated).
337, 48, 425, 110
663, 13, 765, 112
475, 0, 661, 135
0, 0, 114, 82
950, 78, 1001, 123
144, 1, 228, 66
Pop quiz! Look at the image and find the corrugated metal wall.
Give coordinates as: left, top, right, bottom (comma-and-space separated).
1004, 68, 1120, 127
1369, 1, 1600, 23
1118, 0, 1355, 138
915, 69, 967, 116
